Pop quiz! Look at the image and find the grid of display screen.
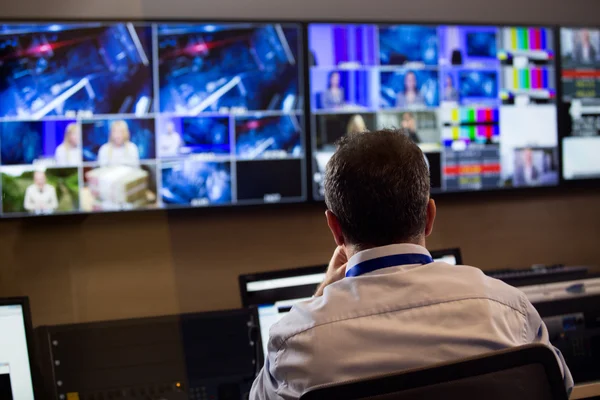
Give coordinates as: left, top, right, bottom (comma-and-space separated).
308, 24, 559, 197
0, 22, 306, 216
560, 27, 600, 180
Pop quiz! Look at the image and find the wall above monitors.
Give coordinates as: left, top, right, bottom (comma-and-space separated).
308, 23, 560, 198
560, 27, 600, 181
0, 21, 306, 217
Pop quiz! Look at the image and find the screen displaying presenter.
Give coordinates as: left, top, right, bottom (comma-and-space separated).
321, 71, 346, 109
514, 148, 540, 187
443, 74, 459, 102
23, 170, 58, 214
54, 122, 82, 166
573, 29, 598, 65
396, 71, 426, 108
98, 120, 140, 167
159, 120, 183, 157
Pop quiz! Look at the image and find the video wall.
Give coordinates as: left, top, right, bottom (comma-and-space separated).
560, 27, 600, 180
309, 23, 559, 197
0, 20, 599, 217
0, 22, 305, 216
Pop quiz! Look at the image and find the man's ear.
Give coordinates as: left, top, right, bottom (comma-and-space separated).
425, 198, 436, 237
325, 210, 345, 247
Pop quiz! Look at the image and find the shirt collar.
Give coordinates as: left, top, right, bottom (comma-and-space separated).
345, 243, 432, 276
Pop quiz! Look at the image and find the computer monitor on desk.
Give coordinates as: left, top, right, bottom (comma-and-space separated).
529, 289, 600, 385
0, 298, 36, 400
239, 248, 462, 357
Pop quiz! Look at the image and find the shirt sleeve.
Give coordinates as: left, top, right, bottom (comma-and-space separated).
130, 143, 140, 166
523, 295, 574, 395
55, 145, 65, 166
48, 186, 59, 210
23, 187, 35, 211
250, 358, 283, 400
98, 145, 108, 166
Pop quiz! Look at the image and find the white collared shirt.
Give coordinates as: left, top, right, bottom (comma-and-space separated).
250, 243, 573, 400
159, 133, 182, 157
54, 143, 82, 166
98, 142, 140, 167
23, 183, 58, 213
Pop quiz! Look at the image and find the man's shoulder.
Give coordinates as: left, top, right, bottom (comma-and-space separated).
268, 296, 325, 350
268, 263, 530, 350
438, 263, 528, 307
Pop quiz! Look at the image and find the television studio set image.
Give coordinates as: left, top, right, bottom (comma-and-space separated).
235, 114, 303, 160
1, 166, 79, 215
81, 117, 156, 165
81, 164, 158, 212
310, 69, 379, 111
154, 22, 307, 206
560, 27, 600, 181
0, 23, 154, 120
0, 21, 307, 218
378, 25, 439, 66
156, 23, 303, 114
160, 159, 232, 207
0, 119, 81, 167
379, 69, 440, 109
156, 115, 231, 158
307, 23, 560, 198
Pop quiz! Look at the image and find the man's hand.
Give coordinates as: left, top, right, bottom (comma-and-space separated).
314, 246, 348, 297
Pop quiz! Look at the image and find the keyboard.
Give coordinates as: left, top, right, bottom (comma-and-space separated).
486, 265, 590, 287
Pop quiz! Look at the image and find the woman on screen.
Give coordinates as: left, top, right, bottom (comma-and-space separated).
346, 114, 368, 134
98, 120, 140, 167
443, 74, 459, 102
54, 122, 82, 166
396, 71, 425, 108
321, 71, 345, 109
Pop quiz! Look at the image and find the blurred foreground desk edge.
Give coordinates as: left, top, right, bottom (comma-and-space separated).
572, 381, 600, 400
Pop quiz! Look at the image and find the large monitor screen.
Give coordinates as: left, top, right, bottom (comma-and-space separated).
308, 24, 559, 198
0, 22, 306, 217
0, 303, 35, 400
560, 27, 600, 180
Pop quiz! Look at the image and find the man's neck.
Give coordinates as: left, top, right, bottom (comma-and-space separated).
345, 238, 426, 260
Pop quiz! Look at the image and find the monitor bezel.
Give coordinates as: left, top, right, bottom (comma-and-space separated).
430, 247, 463, 265
0, 18, 596, 221
304, 20, 567, 201
239, 263, 327, 307
0, 18, 310, 219
556, 25, 600, 187
0, 296, 39, 399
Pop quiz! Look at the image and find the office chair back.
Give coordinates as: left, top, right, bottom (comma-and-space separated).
300, 344, 568, 400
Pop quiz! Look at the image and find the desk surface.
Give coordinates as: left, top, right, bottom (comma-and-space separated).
572, 382, 600, 399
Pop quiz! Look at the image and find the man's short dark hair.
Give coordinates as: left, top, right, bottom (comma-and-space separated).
324, 129, 430, 248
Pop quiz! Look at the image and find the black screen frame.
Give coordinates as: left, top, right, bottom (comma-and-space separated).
556, 24, 600, 188
0, 296, 39, 399
305, 20, 566, 201
0, 18, 596, 222
0, 17, 310, 219
239, 264, 327, 307
430, 247, 463, 265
